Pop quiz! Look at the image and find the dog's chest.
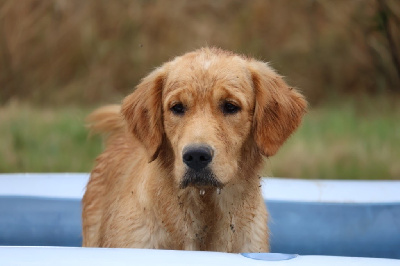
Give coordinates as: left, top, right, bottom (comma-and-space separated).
171, 192, 235, 251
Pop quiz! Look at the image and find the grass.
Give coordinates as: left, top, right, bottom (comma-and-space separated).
0, 101, 102, 173
1, 98, 399, 180
265, 97, 400, 180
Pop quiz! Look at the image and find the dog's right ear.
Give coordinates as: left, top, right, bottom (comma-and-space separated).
121, 67, 166, 162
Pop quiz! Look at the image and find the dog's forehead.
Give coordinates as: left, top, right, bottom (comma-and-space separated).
163, 51, 253, 96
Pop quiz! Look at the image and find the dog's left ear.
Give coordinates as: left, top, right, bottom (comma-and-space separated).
249, 61, 307, 157
121, 67, 166, 162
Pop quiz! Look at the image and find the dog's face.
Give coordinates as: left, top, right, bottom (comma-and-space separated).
163, 54, 256, 188
122, 48, 307, 189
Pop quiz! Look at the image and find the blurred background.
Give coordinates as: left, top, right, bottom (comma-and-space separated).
0, 0, 399, 179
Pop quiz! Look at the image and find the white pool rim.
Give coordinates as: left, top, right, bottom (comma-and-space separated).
0, 173, 399, 203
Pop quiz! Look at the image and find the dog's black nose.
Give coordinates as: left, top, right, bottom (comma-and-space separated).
182, 145, 213, 171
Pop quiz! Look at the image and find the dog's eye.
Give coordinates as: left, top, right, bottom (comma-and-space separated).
170, 103, 186, 115
222, 101, 240, 115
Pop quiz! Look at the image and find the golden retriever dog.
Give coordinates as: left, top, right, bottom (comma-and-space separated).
82, 47, 306, 252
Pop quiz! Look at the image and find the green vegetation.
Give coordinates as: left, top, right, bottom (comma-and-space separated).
1, 99, 399, 179
0, 102, 102, 173
0, 1, 399, 179
265, 97, 400, 180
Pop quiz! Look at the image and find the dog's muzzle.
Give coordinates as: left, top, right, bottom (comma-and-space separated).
180, 144, 222, 189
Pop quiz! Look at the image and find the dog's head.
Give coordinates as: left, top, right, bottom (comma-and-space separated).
122, 48, 307, 189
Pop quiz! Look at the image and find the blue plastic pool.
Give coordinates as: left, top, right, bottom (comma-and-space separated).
0, 173, 399, 265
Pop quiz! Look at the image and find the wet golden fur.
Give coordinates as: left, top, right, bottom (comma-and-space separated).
82, 48, 307, 252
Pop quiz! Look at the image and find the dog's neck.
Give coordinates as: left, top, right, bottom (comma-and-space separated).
151, 163, 264, 251
149, 138, 266, 250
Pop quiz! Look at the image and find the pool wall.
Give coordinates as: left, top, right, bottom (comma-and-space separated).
0, 173, 399, 259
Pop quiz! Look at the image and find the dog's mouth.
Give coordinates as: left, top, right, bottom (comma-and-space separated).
179, 168, 223, 189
